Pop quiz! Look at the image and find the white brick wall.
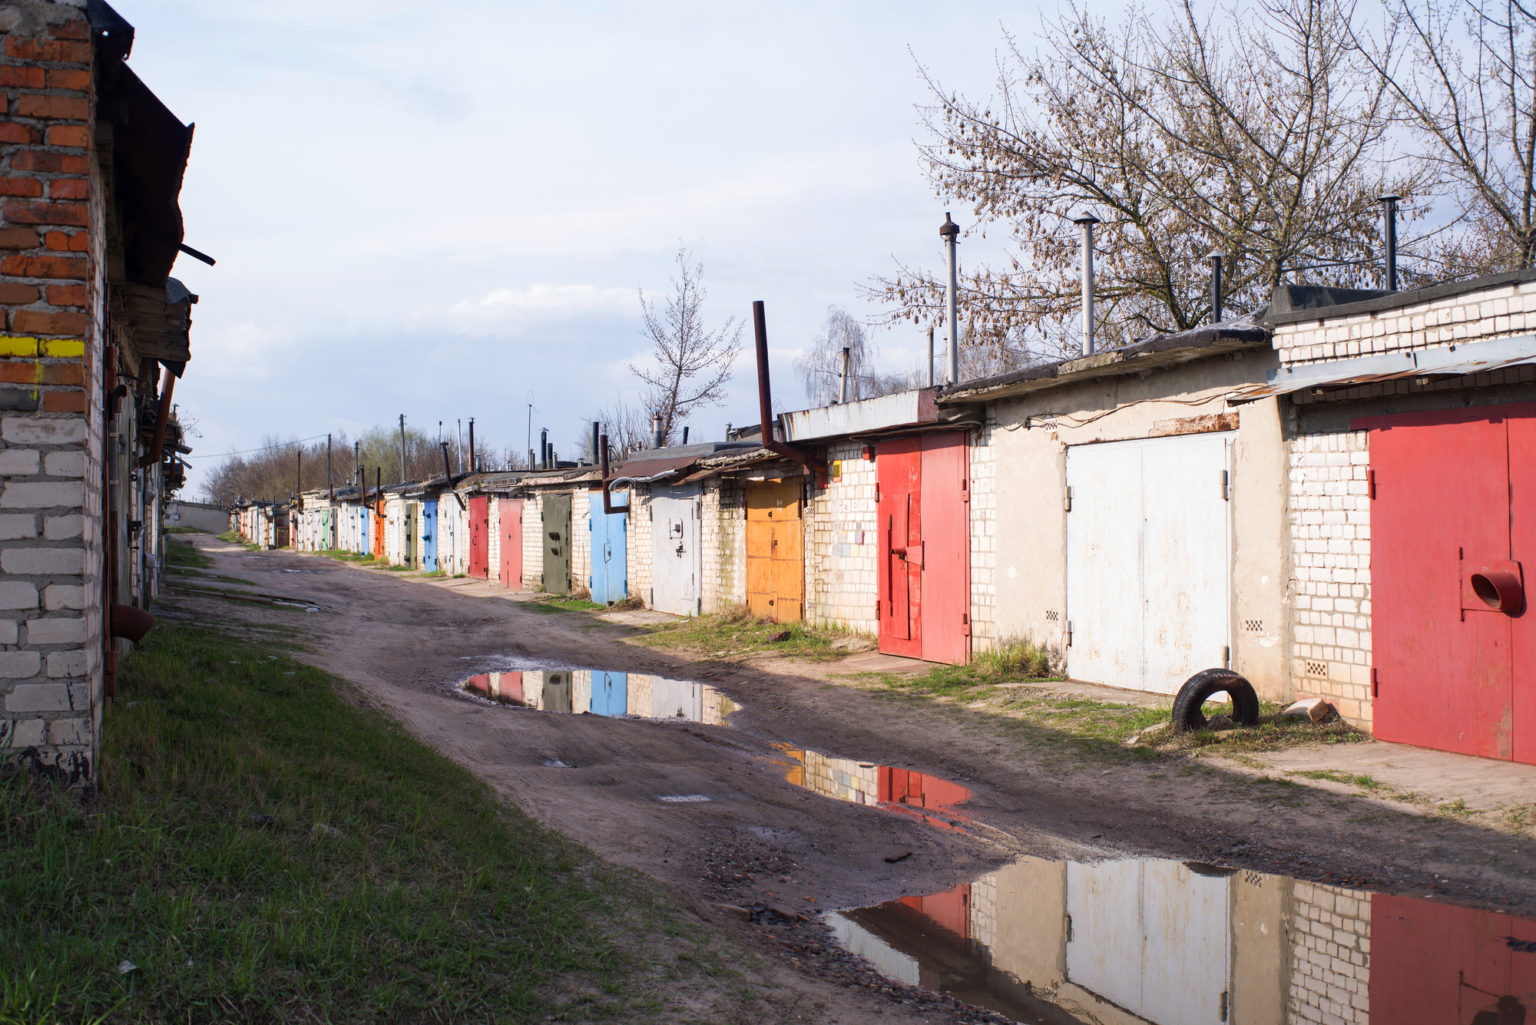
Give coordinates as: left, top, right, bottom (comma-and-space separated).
701, 477, 746, 613
969, 423, 996, 649
521, 492, 544, 591
628, 487, 653, 604
1275, 278, 1536, 367
571, 489, 591, 597
1288, 882, 1370, 1024
804, 441, 879, 634
1287, 430, 1374, 724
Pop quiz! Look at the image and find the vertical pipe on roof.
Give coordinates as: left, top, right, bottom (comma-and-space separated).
539, 429, 548, 469
327, 433, 333, 499
651, 410, 663, 449
398, 414, 407, 483
940, 212, 960, 384
754, 301, 774, 444
1075, 213, 1099, 356
591, 421, 600, 465
1380, 194, 1399, 291
681, 426, 689, 445
468, 417, 476, 473
839, 346, 850, 403
926, 325, 935, 388
1208, 252, 1224, 324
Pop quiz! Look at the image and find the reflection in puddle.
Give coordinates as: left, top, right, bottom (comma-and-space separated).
768, 743, 972, 829
459, 668, 740, 725
830, 854, 1536, 1025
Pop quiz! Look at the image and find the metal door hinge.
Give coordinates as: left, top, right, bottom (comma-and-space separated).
1371, 668, 1378, 698
876, 600, 881, 619
1368, 468, 1376, 499
1220, 469, 1230, 501
1222, 644, 1231, 668
1065, 620, 1073, 646
874, 484, 880, 502
649, 587, 654, 605
1064, 486, 1072, 512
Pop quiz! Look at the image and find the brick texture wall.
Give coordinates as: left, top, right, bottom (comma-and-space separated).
1287, 882, 1370, 1024
521, 492, 543, 591
1276, 277, 1536, 366
0, 0, 102, 785
804, 441, 878, 634
701, 477, 745, 613
968, 424, 995, 650
628, 487, 652, 604
570, 488, 590, 596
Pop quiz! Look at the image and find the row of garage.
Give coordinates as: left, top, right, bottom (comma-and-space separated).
233, 271, 1536, 766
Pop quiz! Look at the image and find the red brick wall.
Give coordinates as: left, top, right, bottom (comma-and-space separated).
0, 0, 101, 787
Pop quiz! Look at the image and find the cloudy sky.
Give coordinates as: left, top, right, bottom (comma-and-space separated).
121, 0, 1042, 497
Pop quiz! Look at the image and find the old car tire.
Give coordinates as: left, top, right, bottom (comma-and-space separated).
1171, 669, 1260, 731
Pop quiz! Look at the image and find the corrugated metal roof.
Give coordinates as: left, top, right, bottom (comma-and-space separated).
1227, 334, 1536, 404
610, 442, 758, 484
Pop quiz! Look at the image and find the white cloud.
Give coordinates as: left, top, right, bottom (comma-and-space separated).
447, 284, 635, 330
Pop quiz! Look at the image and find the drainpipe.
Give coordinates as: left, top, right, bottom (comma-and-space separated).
136, 365, 174, 468
838, 346, 850, 403
1075, 212, 1100, 356
1208, 251, 1224, 324
940, 212, 960, 384
753, 300, 823, 473
1380, 194, 1399, 291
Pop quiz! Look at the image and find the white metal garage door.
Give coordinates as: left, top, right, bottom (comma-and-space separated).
1065, 433, 1231, 693
650, 485, 702, 616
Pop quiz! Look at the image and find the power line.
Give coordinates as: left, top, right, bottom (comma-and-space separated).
182, 433, 333, 461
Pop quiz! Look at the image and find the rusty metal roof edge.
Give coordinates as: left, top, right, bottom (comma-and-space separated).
1226, 333, 1536, 405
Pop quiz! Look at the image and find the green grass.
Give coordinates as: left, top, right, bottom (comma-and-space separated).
164, 525, 208, 535
216, 531, 260, 552
0, 619, 758, 1024
1294, 769, 1382, 790
163, 537, 212, 571
635, 606, 848, 661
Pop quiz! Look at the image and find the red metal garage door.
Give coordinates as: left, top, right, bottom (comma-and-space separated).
468, 496, 490, 579
497, 498, 522, 589
1364, 403, 1535, 761
876, 432, 970, 665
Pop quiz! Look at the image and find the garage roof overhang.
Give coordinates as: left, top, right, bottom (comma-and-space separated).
1227, 334, 1536, 405
936, 320, 1272, 406
780, 388, 945, 443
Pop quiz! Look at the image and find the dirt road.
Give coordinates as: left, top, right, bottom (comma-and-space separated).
172, 536, 1536, 1022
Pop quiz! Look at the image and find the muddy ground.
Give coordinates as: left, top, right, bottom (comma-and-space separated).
167, 536, 1536, 1023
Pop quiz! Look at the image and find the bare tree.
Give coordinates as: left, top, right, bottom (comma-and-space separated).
1354, 0, 1536, 273
794, 307, 908, 406
871, 0, 1421, 350
583, 400, 651, 464
630, 247, 742, 446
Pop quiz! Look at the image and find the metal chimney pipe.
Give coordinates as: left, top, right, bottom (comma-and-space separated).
681, 425, 689, 445
1208, 251, 1224, 324
591, 421, 600, 465
1380, 194, 1399, 291
926, 325, 935, 388
838, 346, 850, 403
327, 433, 333, 499
539, 428, 547, 469
940, 212, 960, 384
651, 410, 663, 449
1074, 213, 1100, 356
467, 416, 476, 473
754, 301, 774, 443
398, 414, 407, 483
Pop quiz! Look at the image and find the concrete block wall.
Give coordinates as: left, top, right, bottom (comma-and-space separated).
968, 424, 996, 650
570, 489, 590, 596
1286, 429, 1373, 725
1287, 882, 1369, 1024
804, 441, 878, 634
521, 492, 543, 591
0, 0, 104, 785
1275, 277, 1536, 366
628, 487, 652, 604
701, 477, 745, 613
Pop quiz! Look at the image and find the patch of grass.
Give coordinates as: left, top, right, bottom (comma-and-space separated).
856, 639, 1062, 701
636, 606, 848, 661
216, 531, 260, 552
1154, 706, 1367, 756
163, 537, 212, 571
164, 525, 207, 535
1294, 769, 1382, 790
0, 616, 761, 1024
315, 549, 375, 564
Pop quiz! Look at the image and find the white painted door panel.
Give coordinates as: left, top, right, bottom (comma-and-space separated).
650, 486, 702, 616
1066, 434, 1231, 693
1066, 859, 1230, 1025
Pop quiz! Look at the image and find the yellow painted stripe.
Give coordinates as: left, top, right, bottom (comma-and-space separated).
0, 336, 39, 358
40, 339, 84, 359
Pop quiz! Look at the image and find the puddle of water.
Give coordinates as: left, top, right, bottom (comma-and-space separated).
828, 853, 1536, 1025
768, 742, 972, 830
457, 663, 740, 725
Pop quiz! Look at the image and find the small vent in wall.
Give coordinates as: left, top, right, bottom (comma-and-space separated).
1243, 619, 1263, 633
1244, 871, 1266, 887
1305, 660, 1328, 678
1045, 610, 1060, 622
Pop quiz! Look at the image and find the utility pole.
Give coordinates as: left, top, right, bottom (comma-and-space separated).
398, 414, 407, 482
